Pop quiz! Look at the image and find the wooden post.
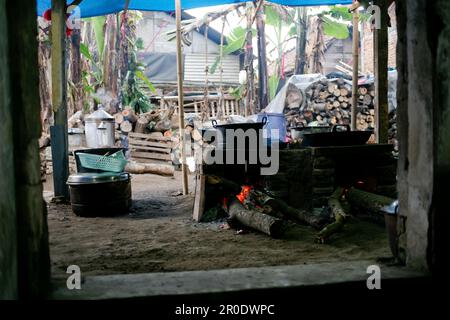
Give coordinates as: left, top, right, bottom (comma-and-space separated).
351, 1, 359, 131
374, 0, 389, 143
0, 0, 18, 299
51, 0, 70, 199
175, 0, 189, 195
4, 0, 51, 298
256, 0, 269, 110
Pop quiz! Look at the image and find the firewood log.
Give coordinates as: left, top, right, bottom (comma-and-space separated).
122, 108, 137, 123
120, 120, 132, 133
134, 116, 150, 133
125, 161, 174, 176
262, 197, 326, 229
114, 112, 124, 125
316, 188, 348, 244
358, 87, 368, 95
346, 187, 396, 216
228, 198, 285, 238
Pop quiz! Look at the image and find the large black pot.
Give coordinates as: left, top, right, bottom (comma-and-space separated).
208, 118, 267, 165
301, 125, 372, 147
67, 172, 131, 217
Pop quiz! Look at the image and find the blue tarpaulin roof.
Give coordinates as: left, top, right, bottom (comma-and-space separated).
37, 0, 352, 18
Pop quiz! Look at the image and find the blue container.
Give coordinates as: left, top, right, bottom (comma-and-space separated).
257, 113, 286, 145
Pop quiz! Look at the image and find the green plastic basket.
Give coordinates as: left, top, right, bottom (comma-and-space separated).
77, 150, 128, 173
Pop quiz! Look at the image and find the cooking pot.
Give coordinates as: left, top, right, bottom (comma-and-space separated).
290, 124, 330, 140
202, 117, 267, 165
211, 117, 267, 150
67, 172, 131, 217
301, 124, 372, 147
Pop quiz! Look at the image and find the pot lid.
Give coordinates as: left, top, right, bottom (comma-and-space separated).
67, 172, 129, 185
85, 108, 114, 122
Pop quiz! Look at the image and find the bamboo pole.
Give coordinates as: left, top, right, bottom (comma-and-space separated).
51, 0, 69, 199
175, 0, 188, 195
351, 1, 359, 131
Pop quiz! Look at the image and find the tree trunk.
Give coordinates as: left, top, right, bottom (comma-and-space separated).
103, 14, 118, 98
244, 3, 255, 116
294, 7, 307, 75
38, 35, 53, 136
256, 1, 269, 110
69, 28, 83, 114
228, 198, 285, 238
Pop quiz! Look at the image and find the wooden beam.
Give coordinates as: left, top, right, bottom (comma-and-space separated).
5, 0, 50, 298
51, 0, 70, 199
374, 0, 389, 143
0, 0, 18, 299
175, 0, 189, 195
351, 1, 360, 131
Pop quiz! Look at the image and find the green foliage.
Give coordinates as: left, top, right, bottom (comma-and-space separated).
228, 84, 244, 100
210, 26, 255, 75
269, 75, 280, 101
91, 16, 106, 60
80, 43, 92, 60
322, 16, 349, 39
326, 6, 353, 21
121, 38, 156, 114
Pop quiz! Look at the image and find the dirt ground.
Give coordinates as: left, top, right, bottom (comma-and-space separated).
45, 172, 390, 278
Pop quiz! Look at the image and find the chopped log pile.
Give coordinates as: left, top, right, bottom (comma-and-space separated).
114, 107, 177, 135
282, 77, 398, 148
283, 78, 376, 130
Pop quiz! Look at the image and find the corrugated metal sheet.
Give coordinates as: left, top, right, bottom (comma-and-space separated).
184, 53, 240, 85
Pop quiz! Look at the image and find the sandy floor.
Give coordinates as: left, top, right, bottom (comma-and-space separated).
45, 172, 390, 278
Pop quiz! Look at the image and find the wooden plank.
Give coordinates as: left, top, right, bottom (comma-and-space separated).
131, 151, 172, 161
128, 138, 172, 148
131, 157, 171, 165
128, 132, 172, 141
129, 145, 172, 153
192, 174, 206, 222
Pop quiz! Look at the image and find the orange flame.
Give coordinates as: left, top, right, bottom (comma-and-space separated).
236, 185, 253, 203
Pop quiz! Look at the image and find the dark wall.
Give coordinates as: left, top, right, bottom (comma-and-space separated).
0, 0, 18, 299
0, 0, 50, 298
396, 0, 449, 274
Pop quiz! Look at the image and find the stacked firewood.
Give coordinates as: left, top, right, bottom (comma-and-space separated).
113, 107, 178, 135
284, 78, 377, 131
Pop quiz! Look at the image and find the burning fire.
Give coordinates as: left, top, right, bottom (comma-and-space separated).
237, 185, 253, 203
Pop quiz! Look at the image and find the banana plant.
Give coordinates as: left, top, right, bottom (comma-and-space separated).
209, 26, 256, 75
264, 4, 296, 101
